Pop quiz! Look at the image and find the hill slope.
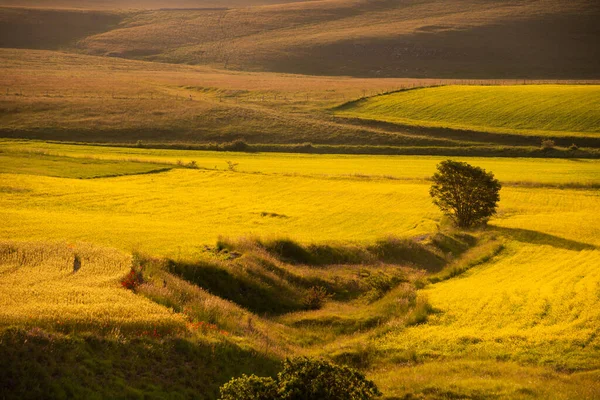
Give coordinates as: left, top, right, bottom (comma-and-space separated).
0, 0, 306, 9
2, 0, 599, 78
336, 85, 600, 138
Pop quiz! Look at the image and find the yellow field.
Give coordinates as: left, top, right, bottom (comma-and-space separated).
3, 140, 599, 186
0, 241, 186, 335
1, 143, 599, 397
2, 144, 599, 258
371, 185, 600, 377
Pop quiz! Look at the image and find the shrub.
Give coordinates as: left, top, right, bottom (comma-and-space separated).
541, 139, 555, 149
222, 139, 250, 152
277, 357, 381, 400
220, 375, 278, 400
219, 357, 382, 400
302, 286, 331, 310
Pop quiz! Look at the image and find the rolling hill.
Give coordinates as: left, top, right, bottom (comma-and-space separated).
0, 0, 307, 9
2, 48, 599, 152
336, 85, 600, 138
1, 0, 599, 78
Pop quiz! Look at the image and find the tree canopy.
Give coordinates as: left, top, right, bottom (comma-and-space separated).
429, 160, 501, 228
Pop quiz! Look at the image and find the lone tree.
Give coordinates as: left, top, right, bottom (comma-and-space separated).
429, 160, 501, 228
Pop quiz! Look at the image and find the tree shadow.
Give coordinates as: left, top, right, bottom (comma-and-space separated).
490, 226, 597, 251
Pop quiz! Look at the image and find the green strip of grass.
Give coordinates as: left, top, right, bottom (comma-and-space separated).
0, 151, 174, 179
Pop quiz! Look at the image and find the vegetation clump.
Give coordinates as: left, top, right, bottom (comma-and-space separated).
220, 357, 382, 400
430, 160, 501, 228
541, 139, 556, 150
121, 265, 144, 290
302, 286, 332, 310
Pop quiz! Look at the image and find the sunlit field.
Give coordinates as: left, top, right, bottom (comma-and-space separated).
3, 140, 599, 186
2, 143, 599, 258
337, 85, 600, 138
1, 142, 599, 398
0, 241, 186, 335
2, 0, 600, 397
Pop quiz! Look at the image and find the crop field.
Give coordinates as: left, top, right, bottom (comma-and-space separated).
2, 142, 599, 256
0, 241, 186, 335
3, 140, 600, 186
2, 1, 600, 397
336, 85, 600, 138
1, 141, 600, 398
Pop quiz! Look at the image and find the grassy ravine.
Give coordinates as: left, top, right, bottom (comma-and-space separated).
0, 328, 280, 400
2, 146, 600, 399
0, 232, 473, 399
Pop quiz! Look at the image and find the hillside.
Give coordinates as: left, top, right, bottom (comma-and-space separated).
2, 49, 600, 153
1, 0, 599, 78
0, 0, 306, 9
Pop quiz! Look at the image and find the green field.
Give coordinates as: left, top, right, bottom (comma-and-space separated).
336, 85, 600, 138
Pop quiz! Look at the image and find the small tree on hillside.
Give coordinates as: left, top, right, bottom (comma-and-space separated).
429, 160, 501, 228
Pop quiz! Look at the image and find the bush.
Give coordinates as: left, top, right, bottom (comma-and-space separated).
222, 139, 251, 152
220, 375, 278, 400
277, 357, 381, 400
302, 286, 331, 310
219, 357, 382, 400
541, 139, 555, 150
121, 265, 144, 290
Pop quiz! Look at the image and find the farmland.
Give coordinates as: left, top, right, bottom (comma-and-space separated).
2, 49, 600, 153
1, 0, 599, 78
1, 143, 600, 398
336, 85, 600, 138
2, 0, 600, 398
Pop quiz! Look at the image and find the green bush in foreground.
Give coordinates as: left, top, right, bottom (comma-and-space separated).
220, 357, 382, 400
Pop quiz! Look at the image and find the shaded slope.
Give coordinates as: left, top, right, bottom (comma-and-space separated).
0, 7, 122, 49
0, 0, 307, 9
76, 0, 600, 78
2, 0, 598, 78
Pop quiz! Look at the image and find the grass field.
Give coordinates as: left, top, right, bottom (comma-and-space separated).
1, 142, 600, 398
3, 140, 600, 186
336, 85, 600, 138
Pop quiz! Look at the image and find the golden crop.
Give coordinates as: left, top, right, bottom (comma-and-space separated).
0, 241, 186, 335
